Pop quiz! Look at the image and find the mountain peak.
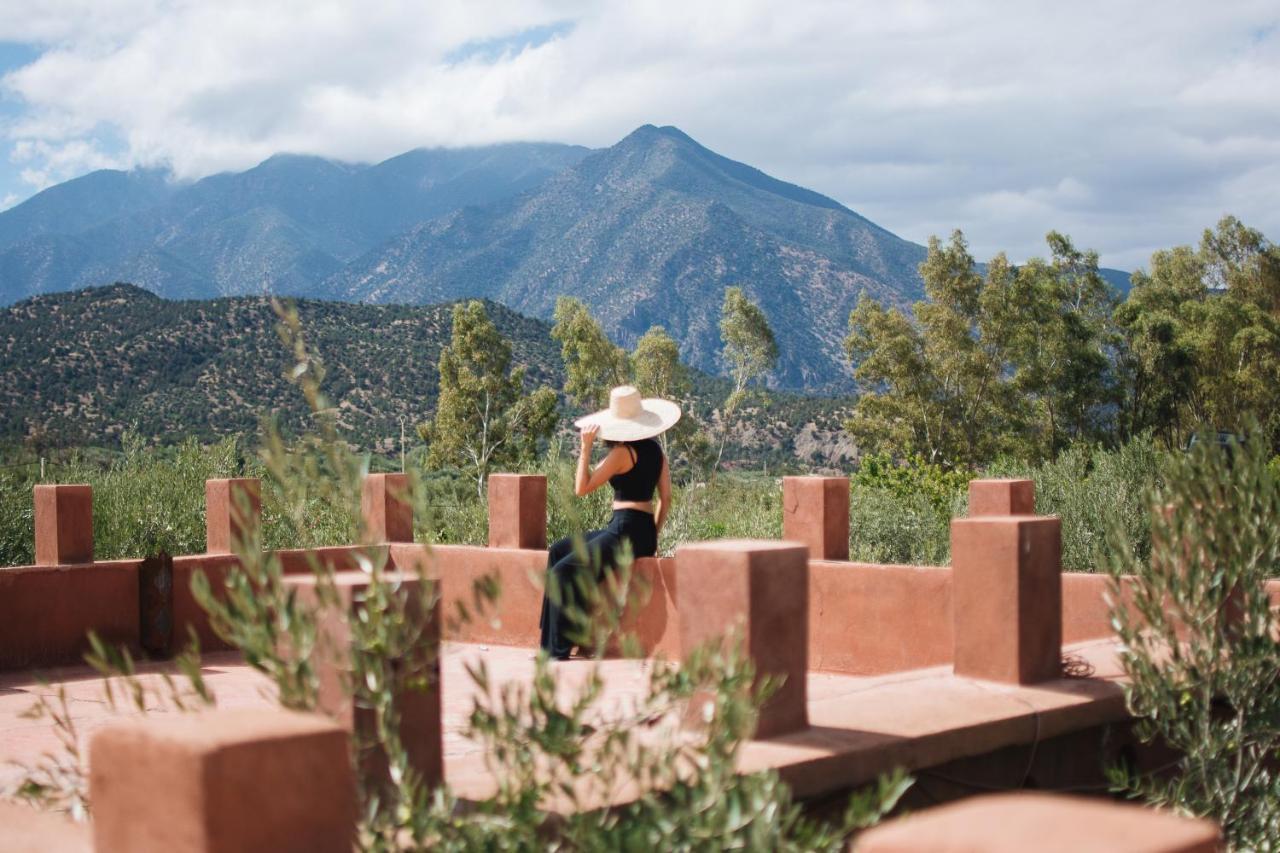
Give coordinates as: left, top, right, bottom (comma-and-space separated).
250, 152, 361, 176
618, 123, 698, 148
608, 124, 850, 215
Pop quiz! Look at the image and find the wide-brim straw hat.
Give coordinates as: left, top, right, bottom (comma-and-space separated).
574, 385, 682, 442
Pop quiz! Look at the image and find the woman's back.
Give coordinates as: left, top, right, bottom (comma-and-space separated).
608, 438, 663, 502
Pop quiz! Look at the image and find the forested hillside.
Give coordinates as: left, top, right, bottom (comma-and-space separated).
0, 284, 851, 467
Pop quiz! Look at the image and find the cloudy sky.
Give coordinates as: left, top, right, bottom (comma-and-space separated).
0, 0, 1276, 270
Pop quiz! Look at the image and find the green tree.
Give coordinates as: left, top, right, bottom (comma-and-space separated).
550, 296, 631, 410
846, 230, 1131, 466
1006, 232, 1118, 457
421, 301, 557, 495
632, 325, 688, 403
716, 287, 778, 472
844, 232, 1018, 467
1114, 246, 1201, 445
1116, 216, 1280, 448
632, 324, 710, 472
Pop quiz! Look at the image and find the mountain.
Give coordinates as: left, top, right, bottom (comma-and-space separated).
0, 285, 853, 467
325, 125, 929, 389
0, 142, 591, 303
1099, 267, 1132, 295
0, 168, 176, 253
0, 125, 1132, 393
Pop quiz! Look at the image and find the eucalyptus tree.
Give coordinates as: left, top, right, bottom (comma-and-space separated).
421, 301, 557, 495
632, 324, 710, 471
716, 286, 778, 473
1006, 232, 1119, 457
550, 296, 632, 410
844, 231, 1019, 468
1116, 216, 1280, 448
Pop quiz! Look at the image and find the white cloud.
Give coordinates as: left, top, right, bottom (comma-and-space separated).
0, 0, 1277, 269
11, 137, 125, 190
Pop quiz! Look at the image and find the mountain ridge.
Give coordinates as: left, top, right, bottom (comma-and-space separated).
0, 125, 1132, 392
0, 141, 592, 302
323, 123, 930, 388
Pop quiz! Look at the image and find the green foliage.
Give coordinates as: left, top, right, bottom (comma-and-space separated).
720, 286, 779, 410
0, 435, 242, 564
632, 324, 712, 475
632, 325, 687, 401
660, 472, 783, 549
1116, 216, 1280, 448
1104, 430, 1280, 849
852, 454, 970, 513
846, 216, 1280, 468
847, 484, 957, 566
551, 296, 632, 410
844, 232, 1010, 467
422, 301, 558, 495
844, 455, 968, 565
717, 287, 779, 473
846, 231, 1118, 467
1007, 232, 1119, 455
989, 435, 1163, 571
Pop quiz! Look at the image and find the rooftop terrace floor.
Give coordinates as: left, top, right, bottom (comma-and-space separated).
0, 639, 1129, 807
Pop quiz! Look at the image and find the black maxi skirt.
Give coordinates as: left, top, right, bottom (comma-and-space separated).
538, 509, 657, 659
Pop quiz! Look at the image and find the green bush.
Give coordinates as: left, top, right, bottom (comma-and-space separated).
415, 467, 488, 546
660, 472, 782, 552
990, 434, 1163, 571
852, 453, 969, 513
1105, 431, 1280, 848
848, 484, 958, 565
0, 435, 243, 563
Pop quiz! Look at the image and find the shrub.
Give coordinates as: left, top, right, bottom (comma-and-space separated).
990, 434, 1164, 571
0, 435, 243, 563
1104, 430, 1280, 848
851, 453, 969, 513
658, 472, 782, 553
848, 484, 957, 565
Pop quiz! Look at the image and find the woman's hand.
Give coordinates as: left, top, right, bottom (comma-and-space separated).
579, 424, 600, 454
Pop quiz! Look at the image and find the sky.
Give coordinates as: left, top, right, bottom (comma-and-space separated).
0, 0, 1277, 270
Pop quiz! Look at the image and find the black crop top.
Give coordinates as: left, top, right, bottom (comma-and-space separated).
609, 438, 663, 502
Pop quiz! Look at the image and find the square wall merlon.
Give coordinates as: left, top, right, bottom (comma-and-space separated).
951, 516, 1062, 685
34, 484, 93, 565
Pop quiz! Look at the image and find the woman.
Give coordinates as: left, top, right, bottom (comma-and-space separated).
538, 385, 680, 660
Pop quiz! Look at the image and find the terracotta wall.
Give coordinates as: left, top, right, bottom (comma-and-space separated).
805, 562, 1128, 676
808, 561, 952, 674
0, 559, 140, 669
8, 473, 1279, 676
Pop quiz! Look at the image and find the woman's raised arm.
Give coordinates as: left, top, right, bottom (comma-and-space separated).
574, 425, 632, 496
